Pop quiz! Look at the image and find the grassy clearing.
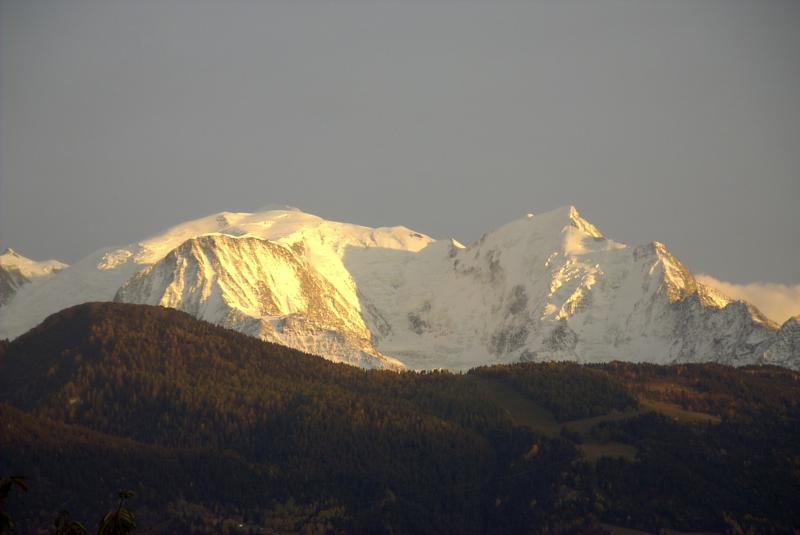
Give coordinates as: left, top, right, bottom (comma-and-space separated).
468, 376, 639, 461
638, 399, 721, 424
467, 375, 562, 436
562, 407, 645, 435
468, 376, 721, 465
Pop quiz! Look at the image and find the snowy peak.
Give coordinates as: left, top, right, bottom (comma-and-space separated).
129, 208, 434, 266
760, 316, 800, 368
0, 248, 67, 279
1, 205, 797, 370
774, 315, 800, 335
467, 206, 615, 263
565, 205, 604, 238
116, 233, 357, 324
523, 205, 604, 241
0, 248, 68, 307
507, 205, 602, 238
114, 233, 401, 369
630, 241, 778, 330
634, 241, 699, 303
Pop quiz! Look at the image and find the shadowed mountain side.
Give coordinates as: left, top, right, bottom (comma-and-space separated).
1, 303, 798, 533
0, 403, 283, 532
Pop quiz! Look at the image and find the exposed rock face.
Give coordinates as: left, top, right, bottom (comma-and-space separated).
760, 317, 800, 368
0, 267, 29, 307
347, 207, 784, 369
0, 248, 66, 308
115, 234, 401, 369
1, 207, 797, 370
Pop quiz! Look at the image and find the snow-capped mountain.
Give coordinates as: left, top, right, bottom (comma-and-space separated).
0, 248, 67, 307
115, 234, 403, 369
344, 207, 781, 369
760, 316, 800, 369
1, 207, 797, 370
0, 209, 429, 368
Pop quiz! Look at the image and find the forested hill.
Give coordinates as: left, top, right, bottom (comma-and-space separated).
1, 302, 799, 534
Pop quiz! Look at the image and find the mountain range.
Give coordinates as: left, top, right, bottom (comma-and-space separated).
1, 206, 797, 369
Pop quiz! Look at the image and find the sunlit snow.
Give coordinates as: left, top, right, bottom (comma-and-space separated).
0, 206, 795, 370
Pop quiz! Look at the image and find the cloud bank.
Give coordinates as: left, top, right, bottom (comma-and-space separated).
696, 275, 800, 325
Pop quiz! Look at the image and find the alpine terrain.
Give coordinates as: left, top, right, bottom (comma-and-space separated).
0, 248, 66, 307
0, 206, 796, 370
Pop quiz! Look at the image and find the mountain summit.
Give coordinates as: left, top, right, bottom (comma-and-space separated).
1, 206, 796, 369
0, 248, 67, 307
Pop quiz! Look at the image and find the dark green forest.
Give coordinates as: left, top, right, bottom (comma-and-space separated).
1, 303, 798, 534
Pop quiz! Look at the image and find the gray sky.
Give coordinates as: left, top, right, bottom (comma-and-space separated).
1, 0, 798, 288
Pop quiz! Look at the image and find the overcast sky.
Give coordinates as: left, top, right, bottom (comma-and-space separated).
1, 0, 798, 291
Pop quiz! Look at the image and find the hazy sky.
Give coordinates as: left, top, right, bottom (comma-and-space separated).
1, 0, 798, 289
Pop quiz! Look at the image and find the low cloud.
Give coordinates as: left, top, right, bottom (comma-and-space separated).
696, 275, 800, 325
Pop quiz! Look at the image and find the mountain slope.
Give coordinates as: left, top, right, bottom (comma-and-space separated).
0, 302, 551, 534
0, 209, 431, 367
347, 206, 783, 369
0, 206, 795, 369
1, 303, 798, 533
0, 248, 67, 307
760, 316, 800, 368
114, 234, 401, 368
